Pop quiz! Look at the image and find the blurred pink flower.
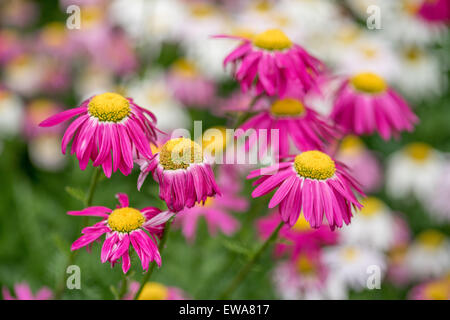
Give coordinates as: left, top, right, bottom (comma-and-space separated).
408, 276, 450, 300
2, 283, 52, 300
418, 0, 450, 23
166, 59, 216, 108
257, 212, 338, 258
175, 169, 248, 242
335, 135, 383, 193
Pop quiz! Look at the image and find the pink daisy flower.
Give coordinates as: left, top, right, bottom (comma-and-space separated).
237, 97, 340, 157
2, 283, 52, 300
136, 137, 221, 212
218, 28, 324, 97
175, 178, 248, 243
257, 212, 338, 258
69, 193, 173, 273
331, 72, 418, 140
39, 92, 158, 177
125, 281, 189, 300
248, 150, 364, 229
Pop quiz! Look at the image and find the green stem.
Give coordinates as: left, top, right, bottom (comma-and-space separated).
218, 221, 284, 299
117, 274, 129, 300
54, 167, 103, 300
133, 217, 174, 300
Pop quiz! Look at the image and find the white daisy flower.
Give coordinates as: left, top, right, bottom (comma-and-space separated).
28, 134, 66, 171
392, 46, 445, 101
386, 143, 445, 203
272, 253, 347, 300
323, 244, 386, 292
0, 89, 24, 137
125, 71, 191, 134
405, 230, 450, 280
341, 197, 396, 251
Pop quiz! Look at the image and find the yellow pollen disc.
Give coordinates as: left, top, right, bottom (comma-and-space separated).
138, 282, 169, 300
405, 142, 431, 162
389, 246, 407, 264
82, 6, 103, 28
202, 197, 214, 207
172, 59, 197, 78
254, 0, 273, 12
350, 72, 387, 94
253, 29, 292, 51
424, 281, 449, 300
359, 197, 384, 217
296, 254, 316, 275
294, 151, 336, 180
402, 0, 420, 15
202, 126, 228, 156
339, 135, 364, 155
107, 207, 145, 233
42, 22, 66, 47
270, 98, 305, 117
405, 47, 422, 62
292, 215, 311, 231
190, 3, 215, 18
88, 92, 130, 123
342, 247, 358, 262
361, 47, 378, 59
417, 230, 445, 250
159, 138, 203, 170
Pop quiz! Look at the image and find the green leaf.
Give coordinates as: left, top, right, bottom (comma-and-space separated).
65, 186, 86, 204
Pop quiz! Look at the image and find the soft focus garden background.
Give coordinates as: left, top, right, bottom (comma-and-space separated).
0, 0, 449, 300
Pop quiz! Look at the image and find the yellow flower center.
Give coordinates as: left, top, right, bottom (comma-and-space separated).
253, 29, 292, 51
296, 254, 316, 275
339, 135, 364, 155
202, 197, 214, 207
342, 247, 358, 262
190, 3, 215, 18
294, 151, 336, 180
405, 47, 422, 62
350, 72, 387, 94
405, 142, 431, 163
172, 59, 197, 78
202, 126, 229, 156
107, 207, 145, 233
424, 281, 449, 300
137, 282, 169, 300
88, 92, 130, 123
359, 197, 383, 217
159, 138, 203, 170
292, 215, 311, 231
270, 98, 305, 117
418, 230, 445, 250
42, 22, 66, 47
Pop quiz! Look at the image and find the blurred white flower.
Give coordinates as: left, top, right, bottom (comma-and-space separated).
125, 71, 191, 134
392, 46, 445, 101
405, 230, 450, 280
28, 134, 66, 171
323, 244, 386, 292
386, 143, 445, 203
341, 197, 395, 251
0, 89, 23, 137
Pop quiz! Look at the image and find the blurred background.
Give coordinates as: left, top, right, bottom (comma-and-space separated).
0, 0, 449, 300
